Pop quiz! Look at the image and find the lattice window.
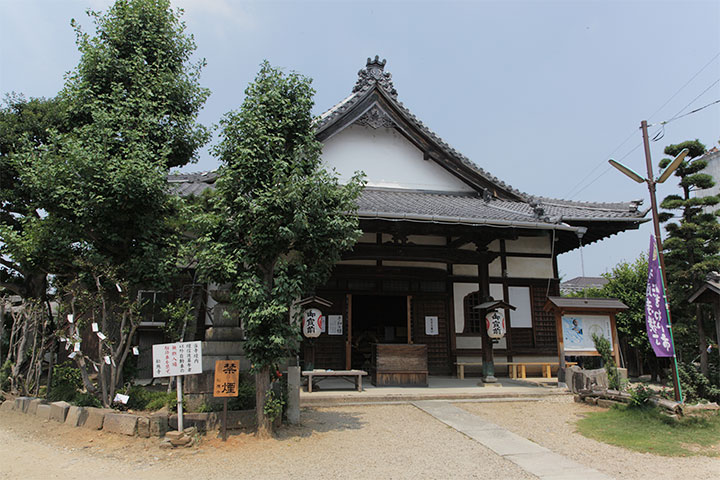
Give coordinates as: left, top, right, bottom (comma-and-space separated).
463, 291, 482, 334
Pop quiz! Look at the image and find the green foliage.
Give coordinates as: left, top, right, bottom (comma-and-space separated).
74, 392, 102, 408
66, 0, 210, 169
124, 385, 178, 411
195, 380, 256, 412
263, 388, 284, 422
161, 298, 195, 342
577, 404, 720, 456
0, 360, 12, 391
48, 362, 84, 402
628, 383, 653, 408
573, 255, 651, 355
0, 95, 69, 299
196, 62, 364, 371
592, 333, 621, 390
676, 362, 720, 403
658, 139, 719, 365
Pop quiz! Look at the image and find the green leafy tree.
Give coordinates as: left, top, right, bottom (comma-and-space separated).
196, 62, 364, 437
13, 0, 209, 405
0, 94, 69, 300
572, 256, 666, 379
658, 140, 719, 376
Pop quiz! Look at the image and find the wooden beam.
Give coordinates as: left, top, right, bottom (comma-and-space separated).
344, 243, 498, 264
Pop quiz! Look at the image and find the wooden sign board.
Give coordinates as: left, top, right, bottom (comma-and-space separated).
213, 360, 240, 397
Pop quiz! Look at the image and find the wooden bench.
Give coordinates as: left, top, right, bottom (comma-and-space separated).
302, 369, 368, 392
455, 361, 577, 380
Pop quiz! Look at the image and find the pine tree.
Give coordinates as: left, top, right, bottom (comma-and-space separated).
659, 140, 719, 376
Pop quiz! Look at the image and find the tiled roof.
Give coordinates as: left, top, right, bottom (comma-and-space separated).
167, 171, 217, 196
166, 173, 644, 230
357, 188, 643, 227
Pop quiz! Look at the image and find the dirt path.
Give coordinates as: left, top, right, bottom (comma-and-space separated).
457, 396, 720, 480
0, 405, 533, 480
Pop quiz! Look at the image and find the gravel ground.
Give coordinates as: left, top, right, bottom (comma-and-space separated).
0, 405, 533, 480
457, 396, 720, 480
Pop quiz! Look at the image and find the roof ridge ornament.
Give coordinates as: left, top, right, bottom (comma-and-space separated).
353, 55, 398, 99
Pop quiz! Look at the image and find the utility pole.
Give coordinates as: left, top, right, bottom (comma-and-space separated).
639, 120, 682, 402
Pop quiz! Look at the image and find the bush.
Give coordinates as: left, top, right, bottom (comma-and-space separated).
74, 392, 101, 407
48, 362, 83, 402
0, 360, 12, 391
629, 383, 653, 408
592, 333, 621, 390
124, 385, 178, 411
676, 362, 720, 403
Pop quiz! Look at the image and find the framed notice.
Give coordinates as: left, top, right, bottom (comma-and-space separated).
561, 315, 613, 352
425, 316, 439, 335
328, 315, 343, 335
152, 341, 202, 378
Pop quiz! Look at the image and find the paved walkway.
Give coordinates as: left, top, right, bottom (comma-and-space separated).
413, 401, 613, 480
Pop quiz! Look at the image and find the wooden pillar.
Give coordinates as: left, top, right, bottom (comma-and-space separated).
610, 313, 622, 367
478, 253, 496, 382
345, 294, 352, 370
407, 295, 413, 344
500, 239, 512, 362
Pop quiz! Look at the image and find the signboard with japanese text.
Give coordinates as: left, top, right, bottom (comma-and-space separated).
328, 315, 343, 335
152, 341, 202, 378
425, 316, 439, 335
485, 310, 506, 339
561, 315, 613, 352
213, 360, 240, 397
302, 308, 323, 338
646, 235, 674, 357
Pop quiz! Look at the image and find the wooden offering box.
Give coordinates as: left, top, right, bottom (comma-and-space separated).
371, 344, 428, 386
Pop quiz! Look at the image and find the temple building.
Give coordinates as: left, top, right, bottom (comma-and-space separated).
169, 56, 647, 381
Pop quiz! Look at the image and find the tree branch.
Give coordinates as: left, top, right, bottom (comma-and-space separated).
0, 281, 23, 296
0, 257, 25, 276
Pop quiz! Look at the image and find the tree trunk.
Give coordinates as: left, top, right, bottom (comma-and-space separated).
255, 367, 272, 439
696, 305, 708, 376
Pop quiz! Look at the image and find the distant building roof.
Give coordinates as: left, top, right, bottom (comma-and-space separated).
560, 276, 609, 295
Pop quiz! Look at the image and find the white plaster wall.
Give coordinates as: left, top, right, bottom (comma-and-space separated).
336, 260, 377, 266
357, 232, 376, 244
508, 286, 532, 328
456, 337, 506, 349
506, 257, 553, 278
453, 264, 478, 276
453, 282, 504, 333
505, 236, 551, 254
382, 260, 447, 270
489, 258, 502, 276
321, 125, 474, 191
407, 235, 446, 245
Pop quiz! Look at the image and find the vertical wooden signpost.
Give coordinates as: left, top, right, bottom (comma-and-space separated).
214, 359, 240, 441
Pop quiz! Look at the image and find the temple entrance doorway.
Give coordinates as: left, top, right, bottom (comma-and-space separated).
350, 295, 408, 370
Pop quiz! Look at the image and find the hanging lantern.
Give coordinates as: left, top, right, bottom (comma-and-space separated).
302, 308, 324, 338
485, 310, 506, 339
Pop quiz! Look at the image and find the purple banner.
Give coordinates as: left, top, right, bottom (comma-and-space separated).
646, 235, 674, 357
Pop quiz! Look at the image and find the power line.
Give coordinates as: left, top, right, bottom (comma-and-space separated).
660, 98, 720, 125
563, 51, 720, 199
568, 143, 642, 199
654, 77, 720, 126
646, 52, 720, 122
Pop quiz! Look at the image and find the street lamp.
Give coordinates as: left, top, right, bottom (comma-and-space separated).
607, 120, 687, 402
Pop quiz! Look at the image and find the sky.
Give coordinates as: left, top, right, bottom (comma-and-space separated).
2, 0, 719, 281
